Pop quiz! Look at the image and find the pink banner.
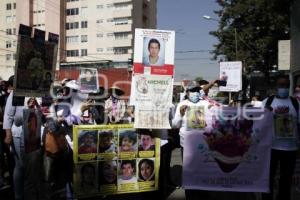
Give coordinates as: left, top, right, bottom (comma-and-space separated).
183, 108, 273, 192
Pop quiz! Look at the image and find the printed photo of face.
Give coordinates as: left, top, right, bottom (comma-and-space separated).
81, 163, 96, 188
78, 131, 97, 154
119, 160, 136, 181
138, 159, 154, 181
99, 161, 117, 185
142, 37, 165, 66
119, 130, 137, 152
138, 134, 155, 151
98, 131, 115, 153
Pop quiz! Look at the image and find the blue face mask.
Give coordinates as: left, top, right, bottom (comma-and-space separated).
277, 88, 289, 98
189, 92, 200, 103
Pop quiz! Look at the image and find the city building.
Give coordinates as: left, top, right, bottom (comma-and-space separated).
0, 0, 157, 80
290, 0, 300, 88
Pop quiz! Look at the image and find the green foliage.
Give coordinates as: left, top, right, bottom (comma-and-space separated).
211, 0, 290, 74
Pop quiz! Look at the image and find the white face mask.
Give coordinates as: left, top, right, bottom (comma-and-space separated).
189, 92, 200, 103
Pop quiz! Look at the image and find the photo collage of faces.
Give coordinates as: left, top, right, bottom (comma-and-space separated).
73, 126, 160, 198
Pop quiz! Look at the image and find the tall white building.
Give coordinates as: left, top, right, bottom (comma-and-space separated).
0, 0, 157, 80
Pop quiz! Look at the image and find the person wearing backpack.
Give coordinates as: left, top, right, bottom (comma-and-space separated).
262, 75, 300, 200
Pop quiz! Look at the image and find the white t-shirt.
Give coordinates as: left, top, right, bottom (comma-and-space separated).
142, 56, 165, 66
172, 99, 211, 147
262, 97, 300, 151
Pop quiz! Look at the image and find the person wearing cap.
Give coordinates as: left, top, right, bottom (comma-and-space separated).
105, 86, 126, 124
172, 80, 213, 200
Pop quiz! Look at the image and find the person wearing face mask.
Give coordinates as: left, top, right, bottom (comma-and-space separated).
172, 81, 213, 200
261, 75, 300, 200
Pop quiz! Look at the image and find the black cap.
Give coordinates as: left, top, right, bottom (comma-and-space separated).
7, 75, 14, 87
186, 81, 200, 92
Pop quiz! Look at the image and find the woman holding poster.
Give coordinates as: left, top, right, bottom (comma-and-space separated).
172, 81, 212, 200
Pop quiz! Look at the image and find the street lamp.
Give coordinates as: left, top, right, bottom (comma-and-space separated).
203, 15, 238, 60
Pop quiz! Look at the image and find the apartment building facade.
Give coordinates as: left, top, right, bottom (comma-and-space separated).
0, 0, 157, 80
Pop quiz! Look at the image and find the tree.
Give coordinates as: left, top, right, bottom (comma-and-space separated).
210, 0, 290, 75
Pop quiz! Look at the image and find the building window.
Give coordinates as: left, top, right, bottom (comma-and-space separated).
81, 35, 88, 43
66, 22, 79, 30
81, 21, 88, 28
107, 47, 113, 52
107, 4, 114, 8
107, 18, 114, 23
81, 49, 88, 56
66, 36, 79, 43
114, 17, 130, 25
114, 3, 130, 10
66, 50, 79, 57
96, 33, 103, 38
6, 41, 12, 48
13, 28, 16, 35
13, 3, 16, 9
96, 19, 103, 24
6, 29, 12, 35
114, 47, 129, 55
81, 7, 88, 17
115, 32, 129, 40
97, 48, 103, 52
6, 3, 12, 10
6, 16, 12, 23
66, 0, 79, 2
66, 8, 79, 16
6, 54, 11, 61
97, 5, 103, 9
106, 33, 114, 38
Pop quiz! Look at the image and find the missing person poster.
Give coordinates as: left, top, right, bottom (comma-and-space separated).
79, 68, 99, 93
133, 28, 175, 75
73, 124, 161, 198
131, 74, 173, 129
219, 61, 242, 92
183, 108, 273, 192
14, 25, 58, 97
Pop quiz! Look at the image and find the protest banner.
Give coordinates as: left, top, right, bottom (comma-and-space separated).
183, 107, 273, 192
73, 124, 160, 198
14, 24, 58, 97
133, 28, 175, 75
219, 61, 242, 92
79, 68, 99, 93
131, 74, 173, 129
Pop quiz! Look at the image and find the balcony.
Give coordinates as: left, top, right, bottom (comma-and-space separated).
113, 9, 132, 18
113, 0, 132, 4
113, 24, 132, 32
114, 39, 132, 47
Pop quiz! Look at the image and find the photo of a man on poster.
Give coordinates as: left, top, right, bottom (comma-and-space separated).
80, 68, 99, 93
138, 133, 155, 151
118, 160, 137, 184
142, 38, 165, 66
